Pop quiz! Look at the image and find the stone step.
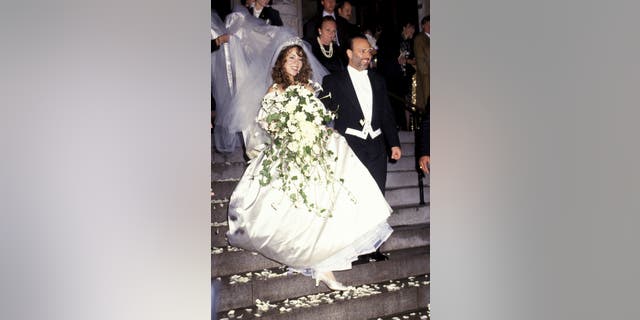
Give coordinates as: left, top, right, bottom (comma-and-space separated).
212, 248, 284, 278
397, 130, 416, 144
211, 201, 230, 224
214, 246, 429, 312
212, 149, 246, 164
215, 275, 429, 320
380, 224, 429, 252
388, 156, 416, 172
385, 186, 430, 207
388, 204, 430, 226
400, 142, 415, 156
211, 180, 240, 201
211, 224, 229, 247
369, 308, 430, 320
386, 170, 421, 188
212, 162, 247, 181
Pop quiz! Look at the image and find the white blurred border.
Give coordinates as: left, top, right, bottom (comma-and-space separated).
0, 1, 210, 319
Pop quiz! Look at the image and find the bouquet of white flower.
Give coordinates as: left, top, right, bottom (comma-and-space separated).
256, 84, 341, 217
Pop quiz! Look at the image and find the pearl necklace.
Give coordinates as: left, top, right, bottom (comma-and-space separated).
317, 37, 334, 58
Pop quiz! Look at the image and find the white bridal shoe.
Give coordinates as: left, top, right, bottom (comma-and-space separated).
315, 272, 350, 291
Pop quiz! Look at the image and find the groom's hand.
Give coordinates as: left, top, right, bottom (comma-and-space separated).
390, 146, 402, 160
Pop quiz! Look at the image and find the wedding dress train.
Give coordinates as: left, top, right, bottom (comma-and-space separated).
227, 87, 393, 277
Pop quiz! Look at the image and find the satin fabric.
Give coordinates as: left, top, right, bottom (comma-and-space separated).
227, 88, 393, 275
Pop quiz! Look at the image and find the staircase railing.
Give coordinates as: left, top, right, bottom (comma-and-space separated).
387, 92, 428, 206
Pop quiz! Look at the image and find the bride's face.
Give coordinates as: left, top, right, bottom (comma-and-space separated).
283, 49, 303, 79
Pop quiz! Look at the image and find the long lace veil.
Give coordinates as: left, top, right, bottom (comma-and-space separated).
213, 5, 329, 138
211, 9, 238, 152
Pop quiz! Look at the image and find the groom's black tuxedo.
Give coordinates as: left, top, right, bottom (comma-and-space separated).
321, 70, 401, 192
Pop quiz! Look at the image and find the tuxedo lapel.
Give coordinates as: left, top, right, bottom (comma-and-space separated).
367, 72, 379, 125
342, 72, 365, 120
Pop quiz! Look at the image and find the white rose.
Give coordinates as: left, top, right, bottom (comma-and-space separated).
292, 130, 302, 141
294, 111, 307, 123
285, 97, 299, 112
288, 122, 297, 133
302, 102, 315, 113
299, 122, 318, 144
287, 141, 299, 152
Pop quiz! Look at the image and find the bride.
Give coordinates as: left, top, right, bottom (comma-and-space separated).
227, 41, 393, 290
212, 5, 328, 151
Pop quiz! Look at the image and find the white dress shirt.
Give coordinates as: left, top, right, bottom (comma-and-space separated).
346, 66, 380, 139
253, 7, 263, 19
348, 66, 372, 122
322, 10, 335, 19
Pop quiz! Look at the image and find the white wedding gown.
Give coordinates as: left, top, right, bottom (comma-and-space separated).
227, 88, 393, 275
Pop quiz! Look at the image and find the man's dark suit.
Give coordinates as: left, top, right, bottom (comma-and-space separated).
321, 70, 400, 192
416, 104, 429, 160
249, 6, 283, 26
336, 16, 360, 49
303, 14, 323, 42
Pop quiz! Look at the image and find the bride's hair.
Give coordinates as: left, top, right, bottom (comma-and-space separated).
271, 45, 313, 88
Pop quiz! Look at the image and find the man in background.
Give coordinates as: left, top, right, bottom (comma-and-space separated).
335, 0, 359, 48
414, 16, 430, 174
249, 0, 284, 26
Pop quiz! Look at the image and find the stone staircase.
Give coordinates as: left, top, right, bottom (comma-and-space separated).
211, 130, 430, 320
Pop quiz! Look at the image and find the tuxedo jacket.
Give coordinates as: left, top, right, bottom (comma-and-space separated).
335, 16, 360, 49
249, 6, 283, 26
321, 69, 400, 191
303, 14, 322, 43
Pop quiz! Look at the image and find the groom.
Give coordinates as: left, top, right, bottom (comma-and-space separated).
321, 35, 402, 193
321, 35, 402, 262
